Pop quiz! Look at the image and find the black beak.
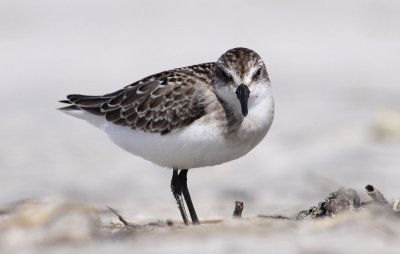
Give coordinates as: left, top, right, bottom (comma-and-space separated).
235, 84, 250, 116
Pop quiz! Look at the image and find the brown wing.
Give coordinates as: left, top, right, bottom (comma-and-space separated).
61, 66, 211, 135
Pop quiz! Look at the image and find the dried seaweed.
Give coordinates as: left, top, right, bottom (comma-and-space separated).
295, 184, 397, 220
296, 188, 361, 220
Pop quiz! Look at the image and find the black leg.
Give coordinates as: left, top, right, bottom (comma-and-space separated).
179, 170, 200, 225
171, 169, 189, 225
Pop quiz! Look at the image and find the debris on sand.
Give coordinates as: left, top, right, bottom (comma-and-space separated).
296, 184, 398, 220
233, 200, 244, 219
296, 188, 361, 220
0, 184, 398, 251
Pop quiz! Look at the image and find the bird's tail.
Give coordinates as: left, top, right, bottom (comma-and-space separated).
58, 94, 113, 115
58, 88, 125, 114
58, 99, 80, 111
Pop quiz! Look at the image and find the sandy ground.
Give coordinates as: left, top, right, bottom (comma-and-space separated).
1, 0, 400, 253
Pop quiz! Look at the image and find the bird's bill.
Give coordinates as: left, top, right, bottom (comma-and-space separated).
235, 84, 250, 116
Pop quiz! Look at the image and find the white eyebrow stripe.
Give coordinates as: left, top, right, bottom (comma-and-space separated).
244, 65, 261, 84
249, 64, 262, 77
227, 69, 241, 84
219, 65, 241, 84
220, 60, 262, 85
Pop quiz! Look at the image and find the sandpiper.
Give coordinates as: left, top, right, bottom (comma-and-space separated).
59, 47, 274, 225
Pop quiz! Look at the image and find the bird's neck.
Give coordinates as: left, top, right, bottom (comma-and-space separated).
222, 95, 274, 141
220, 101, 244, 133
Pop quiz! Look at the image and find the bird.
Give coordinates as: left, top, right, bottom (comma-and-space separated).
59, 47, 275, 225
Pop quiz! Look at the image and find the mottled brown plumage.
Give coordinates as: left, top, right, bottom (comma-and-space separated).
63, 63, 215, 135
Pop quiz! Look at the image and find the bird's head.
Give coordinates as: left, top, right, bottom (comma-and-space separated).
214, 47, 271, 117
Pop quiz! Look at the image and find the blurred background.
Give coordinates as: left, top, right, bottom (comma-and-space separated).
1, 0, 400, 251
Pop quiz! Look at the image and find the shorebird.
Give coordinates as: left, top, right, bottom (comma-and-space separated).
59, 47, 274, 225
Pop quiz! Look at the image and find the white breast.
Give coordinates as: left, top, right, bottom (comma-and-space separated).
229, 92, 275, 155
63, 92, 274, 169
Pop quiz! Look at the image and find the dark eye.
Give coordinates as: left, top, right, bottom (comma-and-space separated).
222, 71, 231, 80
253, 68, 262, 79
218, 68, 232, 81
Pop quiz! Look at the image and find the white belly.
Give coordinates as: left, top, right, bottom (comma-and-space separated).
105, 122, 224, 169
104, 119, 259, 169
63, 96, 274, 169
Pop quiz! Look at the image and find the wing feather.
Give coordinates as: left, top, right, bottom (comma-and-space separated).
61, 63, 214, 134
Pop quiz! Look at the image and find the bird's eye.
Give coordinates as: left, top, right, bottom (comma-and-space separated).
223, 71, 231, 80
219, 68, 232, 82
253, 68, 262, 79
